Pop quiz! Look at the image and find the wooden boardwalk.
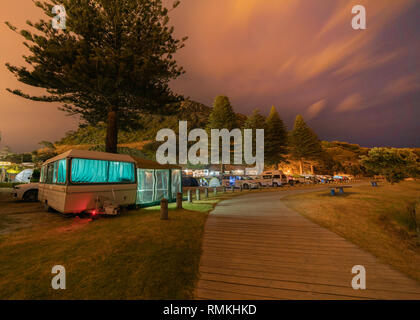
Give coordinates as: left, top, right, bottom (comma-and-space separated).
195, 189, 420, 300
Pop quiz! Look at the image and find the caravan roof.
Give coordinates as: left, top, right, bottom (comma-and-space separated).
43, 150, 182, 170
43, 149, 136, 165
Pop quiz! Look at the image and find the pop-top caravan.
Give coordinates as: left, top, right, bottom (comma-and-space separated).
38, 150, 182, 215
38, 150, 138, 215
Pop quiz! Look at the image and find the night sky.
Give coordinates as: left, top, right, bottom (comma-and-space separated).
0, 0, 419, 152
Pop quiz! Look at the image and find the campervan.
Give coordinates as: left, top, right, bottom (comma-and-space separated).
234, 176, 259, 189
254, 170, 288, 187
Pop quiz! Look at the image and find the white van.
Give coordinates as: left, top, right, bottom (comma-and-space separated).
38, 150, 137, 215
255, 170, 288, 187
234, 176, 259, 189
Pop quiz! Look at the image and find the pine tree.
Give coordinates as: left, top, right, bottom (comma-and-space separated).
244, 109, 265, 130
244, 109, 265, 169
207, 95, 238, 175
289, 115, 323, 174
264, 106, 288, 169
5, 0, 187, 153
207, 96, 238, 131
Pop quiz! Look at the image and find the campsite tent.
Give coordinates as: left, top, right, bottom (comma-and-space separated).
15, 169, 33, 183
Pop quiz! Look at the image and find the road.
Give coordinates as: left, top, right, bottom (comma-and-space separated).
195, 188, 420, 299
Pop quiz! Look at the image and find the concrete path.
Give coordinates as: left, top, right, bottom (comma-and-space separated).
195, 188, 420, 300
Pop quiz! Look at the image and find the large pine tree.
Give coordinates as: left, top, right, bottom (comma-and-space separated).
244, 109, 265, 130
207, 95, 238, 174
207, 96, 238, 131
244, 109, 265, 168
264, 106, 288, 169
5, 0, 187, 153
289, 115, 323, 174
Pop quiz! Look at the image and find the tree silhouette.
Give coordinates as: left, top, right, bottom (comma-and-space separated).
207, 95, 238, 175
5, 0, 187, 153
289, 115, 323, 174
264, 106, 288, 169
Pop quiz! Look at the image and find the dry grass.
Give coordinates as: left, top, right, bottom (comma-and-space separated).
283, 181, 420, 282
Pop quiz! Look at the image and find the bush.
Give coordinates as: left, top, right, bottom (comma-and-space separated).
360, 148, 420, 184
30, 169, 40, 182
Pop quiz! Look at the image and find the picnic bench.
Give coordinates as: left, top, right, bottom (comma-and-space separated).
330, 185, 352, 196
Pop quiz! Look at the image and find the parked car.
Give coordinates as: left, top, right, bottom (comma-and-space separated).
254, 171, 288, 187
291, 175, 306, 184
12, 183, 39, 202
318, 175, 333, 183
234, 176, 259, 189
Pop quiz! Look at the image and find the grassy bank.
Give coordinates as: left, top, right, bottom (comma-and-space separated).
283, 181, 420, 282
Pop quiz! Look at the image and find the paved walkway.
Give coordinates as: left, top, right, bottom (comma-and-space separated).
195, 188, 420, 299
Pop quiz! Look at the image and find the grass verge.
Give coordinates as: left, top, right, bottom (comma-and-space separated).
282, 181, 420, 282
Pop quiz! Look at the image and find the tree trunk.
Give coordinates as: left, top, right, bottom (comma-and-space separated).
299, 159, 303, 174
105, 109, 118, 153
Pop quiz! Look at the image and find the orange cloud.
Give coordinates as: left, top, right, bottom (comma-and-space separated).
306, 99, 327, 119
381, 75, 420, 97
335, 94, 363, 112
173, 0, 417, 90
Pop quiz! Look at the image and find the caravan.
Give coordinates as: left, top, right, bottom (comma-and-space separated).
38, 150, 138, 214
38, 150, 182, 215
